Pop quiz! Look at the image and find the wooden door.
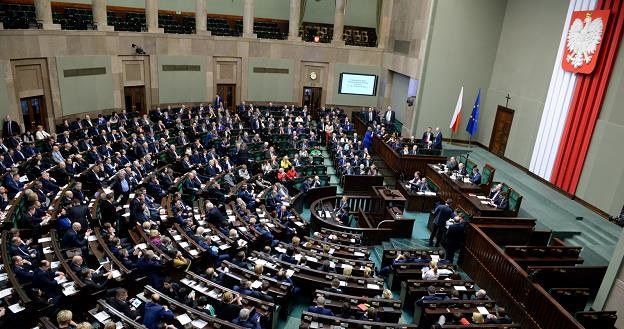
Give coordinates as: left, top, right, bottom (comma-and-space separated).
20, 96, 47, 131
217, 84, 236, 112
303, 87, 322, 117
124, 86, 146, 115
489, 106, 514, 156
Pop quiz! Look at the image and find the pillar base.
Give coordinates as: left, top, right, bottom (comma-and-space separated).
95, 25, 115, 32
331, 40, 345, 46
147, 27, 164, 33
288, 35, 302, 41
196, 30, 212, 36
0, 22, 4, 30
242, 33, 257, 38
41, 23, 62, 30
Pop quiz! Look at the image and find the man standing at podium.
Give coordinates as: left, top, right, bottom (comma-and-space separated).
429, 199, 454, 247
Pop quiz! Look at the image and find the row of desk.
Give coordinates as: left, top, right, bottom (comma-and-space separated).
425, 164, 505, 217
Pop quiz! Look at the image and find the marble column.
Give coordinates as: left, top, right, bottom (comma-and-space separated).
145, 0, 163, 33
288, 0, 301, 41
92, 0, 113, 31
195, 0, 211, 35
377, 0, 393, 49
242, 0, 256, 38
35, 0, 61, 30
331, 0, 345, 45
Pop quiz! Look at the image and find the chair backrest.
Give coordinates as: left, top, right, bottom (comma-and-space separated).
466, 160, 476, 173
481, 164, 495, 186
508, 189, 522, 212
459, 155, 468, 166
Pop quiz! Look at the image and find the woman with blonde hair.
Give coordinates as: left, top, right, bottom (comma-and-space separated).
472, 312, 485, 324
254, 263, 264, 275
422, 260, 439, 280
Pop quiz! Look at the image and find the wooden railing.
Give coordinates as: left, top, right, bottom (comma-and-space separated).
309, 195, 415, 245
460, 224, 585, 329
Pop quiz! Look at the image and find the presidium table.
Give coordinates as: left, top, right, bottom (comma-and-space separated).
425, 164, 505, 217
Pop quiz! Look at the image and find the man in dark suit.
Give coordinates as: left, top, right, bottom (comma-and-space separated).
365, 107, 376, 123
232, 308, 261, 329
422, 127, 434, 148
2, 115, 21, 137
308, 296, 334, 316
12, 255, 35, 281
32, 260, 64, 299
214, 94, 222, 108
416, 286, 447, 306
433, 127, 443, 149
137, 250, 165, 289
108, 288, 139, 320
444, 216, 466, 262
62, 222, 91, 249
469, 167, 482, 185
142, 293, 174, 329
4, 172, 23, 199
68, 199, 92, 229
383, 106, 395, 124
429, 199, 454, 247
492, 191, 509, 211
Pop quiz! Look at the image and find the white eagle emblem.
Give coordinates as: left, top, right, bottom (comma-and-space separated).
566, 14, 604, 68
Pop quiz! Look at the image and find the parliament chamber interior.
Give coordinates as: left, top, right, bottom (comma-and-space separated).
0, 0, 624, 328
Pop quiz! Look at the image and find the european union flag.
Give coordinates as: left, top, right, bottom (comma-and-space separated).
466, 89, 480, 136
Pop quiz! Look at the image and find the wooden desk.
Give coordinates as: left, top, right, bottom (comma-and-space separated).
396, 180, 441, 212
426, 165, 505, 217
372, 186, 406, 212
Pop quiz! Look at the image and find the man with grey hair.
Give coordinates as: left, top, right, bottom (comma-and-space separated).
307, 296, 334, 316
232, 308, 261, 329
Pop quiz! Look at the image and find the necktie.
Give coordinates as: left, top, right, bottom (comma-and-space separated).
8, 122, 11, 136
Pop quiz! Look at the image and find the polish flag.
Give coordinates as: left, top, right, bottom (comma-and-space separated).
450, 86, 463, 133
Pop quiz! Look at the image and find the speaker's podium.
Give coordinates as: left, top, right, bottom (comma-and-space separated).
371, 186, 406, 213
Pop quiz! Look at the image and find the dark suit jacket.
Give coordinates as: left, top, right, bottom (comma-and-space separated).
62, 229, 87, 248
433, 204, 453, 225
3, 120, 21, 137
308, 306, 334, 316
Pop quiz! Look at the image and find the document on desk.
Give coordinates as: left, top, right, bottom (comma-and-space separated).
94, 310, 111, 323
366, 283, 380, 290
251, 280, 262, 289
477, 306, 490, 315
38, 237, 52, 243
480, 201, 490, 205
8, 303, 25, 313
0, 287, 12, 298
173, 235, 182, 241
176, 313, 192, 326
192, 319, 208, 328
353, 251, 365, 257
454, 285, 467, 291
477, 196, 487, 200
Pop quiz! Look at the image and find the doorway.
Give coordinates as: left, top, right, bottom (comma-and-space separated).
302, 87, 322, 117
124, 86, 146, 115
489, 106, 515, 157
20, 96, 47, 131
217, 84, 236, 112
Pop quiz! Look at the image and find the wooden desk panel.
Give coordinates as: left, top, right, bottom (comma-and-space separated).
426, 165, 505, 217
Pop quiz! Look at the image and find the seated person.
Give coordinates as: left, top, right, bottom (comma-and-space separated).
446, 157, 459, 171
216, 291, 243, 322
416, 285, 448, 306
492, 191, 509, 210
469, 166, 481, 185
107, 288, 139, 320
12, 255, 34, 281
360, 307, 380, 322
307, 296, 334, 316
232, 308, 261, 329
143, 293, 174, 329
